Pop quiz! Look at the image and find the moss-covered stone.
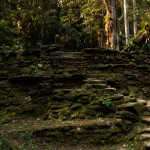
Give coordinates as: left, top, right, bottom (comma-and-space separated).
58, 107, 72, 120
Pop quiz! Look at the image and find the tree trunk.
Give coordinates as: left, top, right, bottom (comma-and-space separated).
123, 0, 130, 44
133, 0, 138, 36
104, 0, 119, 50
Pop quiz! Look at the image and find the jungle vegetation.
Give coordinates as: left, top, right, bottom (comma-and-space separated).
0, 0, 150, 51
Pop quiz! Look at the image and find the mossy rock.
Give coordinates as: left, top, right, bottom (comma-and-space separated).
48, 101, 71, 110
78, 96, 90, 103
70, 110, 80, 119
88, 105, 103, 110
71, 103, 82, 109
52, 94, 65, 101
58, 107, 72, 120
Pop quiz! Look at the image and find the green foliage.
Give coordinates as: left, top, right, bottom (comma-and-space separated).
125, 96, 131, 103
34, 66, 45, 77
0, 0, 150, 51
0, 0, 60, 51
126, 137, 138, 150
99, 96, 112, 107
92, 89, 112, 107
123, 38, 140, 52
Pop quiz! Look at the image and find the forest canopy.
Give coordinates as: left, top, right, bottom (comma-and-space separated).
0, 0, 150, 52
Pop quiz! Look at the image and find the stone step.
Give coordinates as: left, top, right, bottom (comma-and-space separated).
113, 99, 128, 105
140, 133, 150, 141
117, 102, 138, 109
85, 74, 100, 78
117, 102, 142, 115
103, 88, 116, 93
56, 69, 79, 74
52, 89, 73, 94
56, 66, 84, 70
60, 52, 82, 57
141, 128, 150, 134
137, 99, 147, 105
116, 111, 137, 119
146, 101, 150, 111
83, 78, 105, 84
83, 83, 107, 89
40, 44, 59, 50
112, 94, 124, 101
52, 82, 83, 88
59, 61, 83, 65
58, 57, 82, 61
142, 117, 150, 125
144, 113, 150, 117
92, 84, 107, 88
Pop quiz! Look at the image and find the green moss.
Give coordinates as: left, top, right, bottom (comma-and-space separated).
71, 103, 82, 109
43, 109, 53, 119
58, 107, 72, 120
70, 111, 80, 119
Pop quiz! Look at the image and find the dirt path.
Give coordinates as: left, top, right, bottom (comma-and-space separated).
0, 118, 133, 150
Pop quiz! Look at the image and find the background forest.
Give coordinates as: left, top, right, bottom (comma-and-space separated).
0, 0, 150, 52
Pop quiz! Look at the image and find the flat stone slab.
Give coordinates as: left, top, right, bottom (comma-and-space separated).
112, 94, 124, 101
141, 128, 150, 133
137, 99, 147, 105
146, 101, 150, 111
117, 102, 137, 109
61, 52, 81, 57
116, 111, 137, 119
103, 88, 116, 92
92, 84, 106, 88
83, 78, 105, 84
140, 133, 150, 141
142, 117, 150, 125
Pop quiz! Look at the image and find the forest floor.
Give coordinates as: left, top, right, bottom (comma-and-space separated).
0, 117, 133, 150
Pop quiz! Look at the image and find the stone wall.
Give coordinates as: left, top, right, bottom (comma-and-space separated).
0, 45, 149, 144
83, 48, 150, 97
0, 46, 149, 117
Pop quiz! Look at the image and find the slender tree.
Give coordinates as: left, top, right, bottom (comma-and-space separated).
133, 0, 138, 36
104, 0, 119, 50
123, 0, 130, 44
